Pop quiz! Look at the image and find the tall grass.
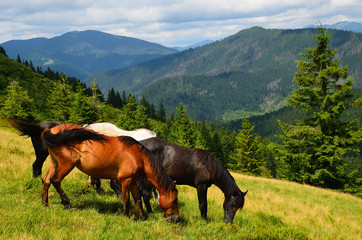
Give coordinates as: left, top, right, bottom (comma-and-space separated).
0, 124, 361, 240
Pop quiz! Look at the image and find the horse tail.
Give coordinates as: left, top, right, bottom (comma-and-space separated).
42, 127, 108, 148
6, 118, 46, 138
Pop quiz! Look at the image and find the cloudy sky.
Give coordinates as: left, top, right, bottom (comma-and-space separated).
1, 0, 361, 47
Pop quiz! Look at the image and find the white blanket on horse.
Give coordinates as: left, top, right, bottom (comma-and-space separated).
85, 122, 156, 141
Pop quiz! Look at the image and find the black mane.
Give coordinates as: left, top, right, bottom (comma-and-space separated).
118, 136, 173, 191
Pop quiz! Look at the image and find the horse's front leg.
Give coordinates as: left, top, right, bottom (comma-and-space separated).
90, 177, 101, 193
110, 179, 122, 198
130, 182, 147, 220
121, 180, 131, 217
196, 184, 208, 220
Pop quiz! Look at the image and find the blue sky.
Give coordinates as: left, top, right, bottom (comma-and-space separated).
1, 0, 361, 47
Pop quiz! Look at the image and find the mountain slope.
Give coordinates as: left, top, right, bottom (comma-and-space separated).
1, 30, 177, 79
86, 27, 362, 120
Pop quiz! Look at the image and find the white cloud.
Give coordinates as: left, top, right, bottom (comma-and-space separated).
0, 0, 361, 46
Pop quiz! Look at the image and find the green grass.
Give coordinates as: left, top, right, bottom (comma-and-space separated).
0, 125, 361, 240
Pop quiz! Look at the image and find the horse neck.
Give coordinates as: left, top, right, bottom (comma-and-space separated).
142, 154, 171, 195
212, 165, 240, 197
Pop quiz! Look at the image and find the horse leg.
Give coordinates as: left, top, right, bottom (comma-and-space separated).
130, 182, 147, 220
121, 180, 131, 217
32, 138, 49, 178
49, 156, 76, 209
42, 164, 56, 206
138, 180, 153, 213
90, 177, 101, 193
110, 180, 122, 198
197, 184, 208, 220
143, 194, 153, 214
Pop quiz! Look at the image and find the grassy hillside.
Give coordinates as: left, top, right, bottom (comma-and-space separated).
85, 27, 362, 121
1, 122, 361, 240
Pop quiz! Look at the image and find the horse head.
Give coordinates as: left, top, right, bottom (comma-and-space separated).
223, 190, 248, 224
158, 181, 179, 223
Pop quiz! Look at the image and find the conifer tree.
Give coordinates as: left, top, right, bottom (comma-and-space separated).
116, 93, 139, 130
49, 73, 72, 122
234, 116, 269, 176
168, 103, 196, 148
156, 103, 166, 122
0, 80, 38, 122
68, 86, 97, 124
277, 26, 361, 190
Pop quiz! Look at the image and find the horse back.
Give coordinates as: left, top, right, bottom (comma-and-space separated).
141, 137, 212, 186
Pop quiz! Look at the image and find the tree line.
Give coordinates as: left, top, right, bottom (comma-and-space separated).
0, 27, 361, 196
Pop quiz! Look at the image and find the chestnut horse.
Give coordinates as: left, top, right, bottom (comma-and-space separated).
140, 137, 247, 224
7, 119, 155, 178
7, 119, 155, 196
41, 124, 179, 222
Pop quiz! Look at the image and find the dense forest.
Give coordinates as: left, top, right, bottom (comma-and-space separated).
86, 27, 362, 121
0, 28, 361, 197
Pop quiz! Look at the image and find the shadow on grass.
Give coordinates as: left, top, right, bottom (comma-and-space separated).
66, 191, 186, 222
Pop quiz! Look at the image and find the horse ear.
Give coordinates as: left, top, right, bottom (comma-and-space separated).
243, 190, 248, 197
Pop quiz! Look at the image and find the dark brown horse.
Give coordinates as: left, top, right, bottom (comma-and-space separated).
40, 124, 179, 221
7, 119, 61, 178
140, 137, 247, 224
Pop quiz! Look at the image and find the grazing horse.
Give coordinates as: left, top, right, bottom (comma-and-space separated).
7, 119, 156, 196
41, 124, 179, 222
85, 122, 156, 193
140, 137, 247, 224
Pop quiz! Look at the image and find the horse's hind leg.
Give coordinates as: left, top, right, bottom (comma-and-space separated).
45, 153, 75, 209
197, 184, 208, 220
31, 138, 49, 178
51, 165, 76, 209
42, 165, 56, 206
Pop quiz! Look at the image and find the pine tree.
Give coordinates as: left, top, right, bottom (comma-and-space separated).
234, 116, 269, 176
16, 54, 21, 63
49, 73, 72, 122
168, 103, 196, 148
68, 86, 97, 125
277, 26, 361, 190
0, 80, 38, 122
156, 103, 166, 122
116, 93, 138, 130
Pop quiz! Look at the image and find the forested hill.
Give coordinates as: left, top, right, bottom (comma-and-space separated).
0, 30, 177, 80
85, 27, 362, 121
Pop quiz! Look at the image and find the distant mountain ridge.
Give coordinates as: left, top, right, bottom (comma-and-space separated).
304, 21, 362, 33
85, 27, 362, 120
172, 40, 215, 51
0, 30, 177, 79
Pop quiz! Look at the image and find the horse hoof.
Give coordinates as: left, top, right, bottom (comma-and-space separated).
42, 202, 49, 207
63, 204, 71, 209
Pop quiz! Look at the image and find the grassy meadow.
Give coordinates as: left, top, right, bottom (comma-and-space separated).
0, 122, 361, 240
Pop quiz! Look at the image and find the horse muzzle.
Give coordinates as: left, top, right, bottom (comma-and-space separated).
166, 214, 180, 223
